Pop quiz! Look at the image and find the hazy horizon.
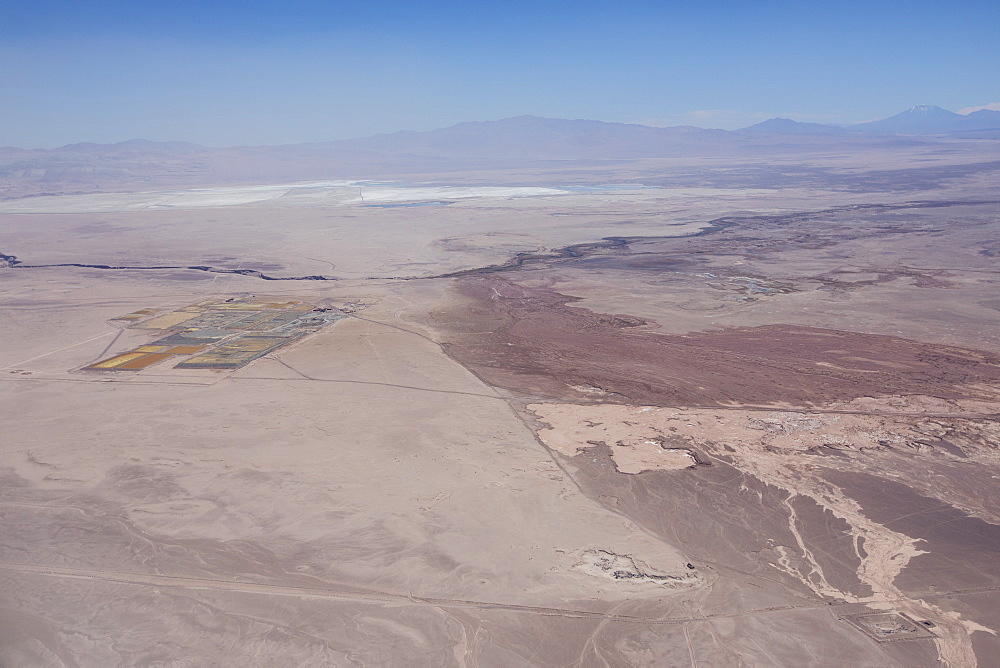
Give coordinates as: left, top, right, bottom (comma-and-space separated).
2, 0, 998, 149
3, 104, 999, 152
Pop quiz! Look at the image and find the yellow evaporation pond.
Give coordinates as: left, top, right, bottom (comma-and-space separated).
164, 345, 205, 354
133, 345, 169, 353
115, 353, 172, 370
89, 352, 147, 369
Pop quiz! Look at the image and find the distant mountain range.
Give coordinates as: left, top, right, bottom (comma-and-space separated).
1, 106, 997, 196
737, 118, 849, 136
853, 105, 1000, 134
739, 105, 1000, 136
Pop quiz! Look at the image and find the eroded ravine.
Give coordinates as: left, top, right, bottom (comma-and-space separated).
425, 273, 1000, 665
522, 403, 1000, 665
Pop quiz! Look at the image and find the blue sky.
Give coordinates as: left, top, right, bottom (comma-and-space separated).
2, 0, 998, 147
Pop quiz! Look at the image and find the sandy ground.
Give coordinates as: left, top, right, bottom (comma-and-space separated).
530, 403, 699, 473
1, 142, 999, 665
1, 273, 711, 665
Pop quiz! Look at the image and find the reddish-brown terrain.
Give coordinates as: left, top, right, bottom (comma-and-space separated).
437, 275, 1000, 407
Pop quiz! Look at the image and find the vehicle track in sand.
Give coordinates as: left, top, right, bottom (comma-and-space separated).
5, 562, 997, 626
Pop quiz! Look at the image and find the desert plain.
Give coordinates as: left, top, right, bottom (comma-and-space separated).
1, 133, 1000, 666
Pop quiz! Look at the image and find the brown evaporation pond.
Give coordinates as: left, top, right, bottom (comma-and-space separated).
115, 353, 174, 370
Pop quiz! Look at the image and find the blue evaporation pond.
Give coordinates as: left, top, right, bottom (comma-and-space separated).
363, 201, 456, 208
